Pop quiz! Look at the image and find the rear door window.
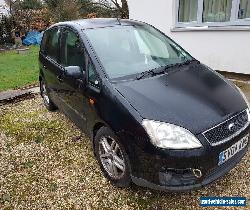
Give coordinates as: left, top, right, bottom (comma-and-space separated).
40, 31, 48, 53
45, 28, 61, 61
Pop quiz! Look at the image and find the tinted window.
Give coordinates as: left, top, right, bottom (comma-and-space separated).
45, 28, 60, 61
62, 30, 85, 69
41, 31, 48, 53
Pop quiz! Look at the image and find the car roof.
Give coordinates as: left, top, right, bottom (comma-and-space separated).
49, 18, 145, 31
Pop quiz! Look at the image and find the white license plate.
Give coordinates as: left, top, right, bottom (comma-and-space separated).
218, 134, 249, 165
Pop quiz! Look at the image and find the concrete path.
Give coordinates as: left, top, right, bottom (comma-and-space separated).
0, 87, 40, 104
234, 80, 250, 102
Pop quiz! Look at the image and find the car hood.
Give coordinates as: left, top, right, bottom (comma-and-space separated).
114, 63, 247, 134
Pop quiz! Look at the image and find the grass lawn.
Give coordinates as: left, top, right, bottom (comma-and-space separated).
0, 46, 39, 91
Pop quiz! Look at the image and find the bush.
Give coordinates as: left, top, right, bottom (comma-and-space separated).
0, 16, 14, 44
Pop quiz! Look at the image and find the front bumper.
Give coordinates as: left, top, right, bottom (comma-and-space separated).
131, 146, 248, 192
122, 125, 250, 192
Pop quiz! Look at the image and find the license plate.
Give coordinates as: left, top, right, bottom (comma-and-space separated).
218, 134, 249, 165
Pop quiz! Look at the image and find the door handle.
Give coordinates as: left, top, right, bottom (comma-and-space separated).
57, 75, 63, 82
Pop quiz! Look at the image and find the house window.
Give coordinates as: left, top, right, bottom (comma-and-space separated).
203, 0, 232, 22
176, 0, 250, 27
179, 0, 198, 22
238, 0, 250, 19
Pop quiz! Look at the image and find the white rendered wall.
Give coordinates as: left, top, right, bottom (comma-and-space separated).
128, 0, 250, 75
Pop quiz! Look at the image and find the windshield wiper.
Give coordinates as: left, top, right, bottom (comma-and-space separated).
136, 59, 197, 80
136, 69, 157, 80
179, 59, 197, 66
136, 64, 174, 80
162, 59, 198, 72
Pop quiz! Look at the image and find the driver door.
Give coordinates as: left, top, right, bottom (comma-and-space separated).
58, 27, 87, 131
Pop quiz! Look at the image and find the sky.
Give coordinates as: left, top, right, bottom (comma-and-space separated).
0, 0, 8, 16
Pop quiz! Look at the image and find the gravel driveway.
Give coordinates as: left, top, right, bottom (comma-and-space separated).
0, 91, 249, 209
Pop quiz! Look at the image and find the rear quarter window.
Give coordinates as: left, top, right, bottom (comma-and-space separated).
40, 31, 48, 53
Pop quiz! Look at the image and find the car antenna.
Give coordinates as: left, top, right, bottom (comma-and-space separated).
116, 17, 121, 25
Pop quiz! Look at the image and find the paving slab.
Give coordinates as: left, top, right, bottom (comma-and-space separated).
0, 86, 40, 102
232, 80, 250, 102
29, 87, 40, 94
0, 89, 33, 104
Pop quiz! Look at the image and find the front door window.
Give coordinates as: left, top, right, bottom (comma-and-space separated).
62, 30, 85, 70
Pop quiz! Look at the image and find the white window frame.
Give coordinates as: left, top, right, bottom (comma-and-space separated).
175, 0, 250, 28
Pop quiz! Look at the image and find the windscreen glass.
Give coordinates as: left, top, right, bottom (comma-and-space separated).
85, 25, 192, 79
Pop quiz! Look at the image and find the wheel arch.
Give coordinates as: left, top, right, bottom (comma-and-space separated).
92, 122, 106, 140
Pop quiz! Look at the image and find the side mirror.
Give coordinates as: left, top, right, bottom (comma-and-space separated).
64, 66, 86, 90
65, 66, 85, 80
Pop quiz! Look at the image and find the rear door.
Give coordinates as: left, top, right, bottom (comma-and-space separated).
40, 27, 63, 106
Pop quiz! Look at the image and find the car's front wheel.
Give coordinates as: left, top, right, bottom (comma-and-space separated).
40, 79, 57, 111
94, 127, 131, 187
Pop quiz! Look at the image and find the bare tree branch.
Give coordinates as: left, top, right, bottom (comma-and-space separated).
90, 2, 117, 10
110, 0, 121, 9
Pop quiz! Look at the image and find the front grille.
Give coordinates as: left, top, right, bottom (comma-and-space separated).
203, 109, 249, 145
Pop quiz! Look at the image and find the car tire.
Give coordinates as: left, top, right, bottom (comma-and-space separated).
40, 79, 57, 111
94, 127, 131, 187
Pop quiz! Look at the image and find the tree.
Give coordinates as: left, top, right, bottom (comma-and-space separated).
110, 0, 129, 18
19, 0, 43, 10
4, 0, 16, 15
0, 16, 14, 44
44, 0, 81, 22
3, 0, 49, 33
4, 0, 43, 14
78, 0, 115, 18
98, 0, 129, 18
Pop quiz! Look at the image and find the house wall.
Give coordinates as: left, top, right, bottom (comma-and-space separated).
128, 0, 250, 75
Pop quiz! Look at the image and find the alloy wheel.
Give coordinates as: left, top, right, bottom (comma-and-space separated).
99, 136, 126, 179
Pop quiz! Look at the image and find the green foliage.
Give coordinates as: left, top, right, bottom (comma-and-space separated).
19, 0, 43, 10
96, 0, 129, 18
44, 0, 129, 22
0, 16, 14, 44
44, 0, 81, 22
0, 46, 39, 91
78, 0, 119, 18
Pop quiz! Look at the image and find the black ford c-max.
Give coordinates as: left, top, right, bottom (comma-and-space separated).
39, 18, 250, 191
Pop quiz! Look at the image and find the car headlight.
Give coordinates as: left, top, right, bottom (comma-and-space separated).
142, 120, 202, 149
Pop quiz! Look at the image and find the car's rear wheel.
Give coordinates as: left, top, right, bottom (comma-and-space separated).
40, 79, 57, 111
94, 127, 131, 187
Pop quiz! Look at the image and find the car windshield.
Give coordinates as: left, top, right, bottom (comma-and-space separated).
85, 25, 193, 79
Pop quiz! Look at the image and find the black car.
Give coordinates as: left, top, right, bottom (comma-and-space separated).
39, 18, 250, 191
